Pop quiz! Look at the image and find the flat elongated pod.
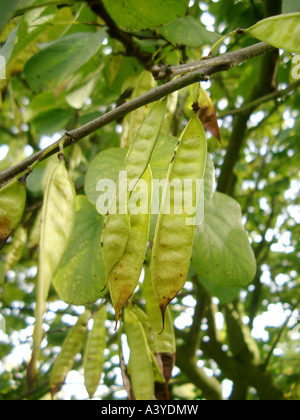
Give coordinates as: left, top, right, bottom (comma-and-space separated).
101, 98, 167, 279
0, 176, 26, 250
83, 306, 107, 398
28, 158, 76, 386
50, 309, 91, 397
109, 166, 152, 323
124, 306, 154, 400
151, 114, 207, 322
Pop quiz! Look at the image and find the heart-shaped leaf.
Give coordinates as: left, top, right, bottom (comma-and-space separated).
192, 192, 256, 287
53, 195, 106, 306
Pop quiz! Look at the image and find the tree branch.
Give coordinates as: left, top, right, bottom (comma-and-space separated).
85, 0, 155, 71
218, 80, 300, 118
0, 42, 274, 187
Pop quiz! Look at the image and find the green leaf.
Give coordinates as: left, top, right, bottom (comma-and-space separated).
53, 195, 106, 306
10, 6, 57, 62
198, 274, 241, 304
158, 15, 220, 47
84, 148, 127, 206
0, 0, 22, 34
102, 0, 189, 31
246, 13, 300, 53
24, 30, 105, 92
192, 192, 256, 287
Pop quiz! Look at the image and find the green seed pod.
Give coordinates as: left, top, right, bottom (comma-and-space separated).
83, 306, 107, 399
109, 166, 152, 323
101, 98, 167, 280
0, 176, 26, 250
151, 113, 207, 323
124, 305, 154, 400
4, 225, 27, 273
28, 158, 76, 387
50, 309, 91, 397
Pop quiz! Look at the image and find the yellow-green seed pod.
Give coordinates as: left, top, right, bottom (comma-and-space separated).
0, 176, 26, 250
28, 157, 76, 387
151, 113, 207, 323
83, 306, 107, 399
50, 309, 91, 397
143, 266, 175, 354
101, 98, 167, 280
109, 166, 152, 323
124, 305, 154, 400
4, 225, 27, 273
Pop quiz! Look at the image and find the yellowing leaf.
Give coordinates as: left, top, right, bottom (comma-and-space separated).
194, 83, 221, 143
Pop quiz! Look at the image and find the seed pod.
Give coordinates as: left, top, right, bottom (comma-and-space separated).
123, 305, 154, 400
143, 266, 175, 354
50, 309, 91, 397
4, 225, 27, 273
121, 70, 157, 149
0, 176, 27, 250
28, 157, 76, 387
101, 98, 167, 279
151, 113, 207, 323
83, 306, 107, 399
109, 166, 152, 323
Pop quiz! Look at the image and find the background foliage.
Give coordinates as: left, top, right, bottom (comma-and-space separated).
0, 0, 299, 400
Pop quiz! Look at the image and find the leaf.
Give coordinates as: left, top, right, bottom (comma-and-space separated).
246, 13, 300, 53
9, 6, 57, 62
191, 192, 257, 287
123, 306, 154, 400
24, 30, 106, 92
85, 148, 127, 206
28, 158, 76, 386
198, 274, 241, 304
83, 306, 107, 399
102, 0, 189, 31
50, 309, 91, 397
53, 195, 106, 306
0, 0, 22, 34
0, 176, 27, 250
158, 15, 220, 47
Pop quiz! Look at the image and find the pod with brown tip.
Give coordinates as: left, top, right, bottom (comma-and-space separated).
151, 113, 207, 324
101, 98, 167, 280
108, 166, 152, 323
